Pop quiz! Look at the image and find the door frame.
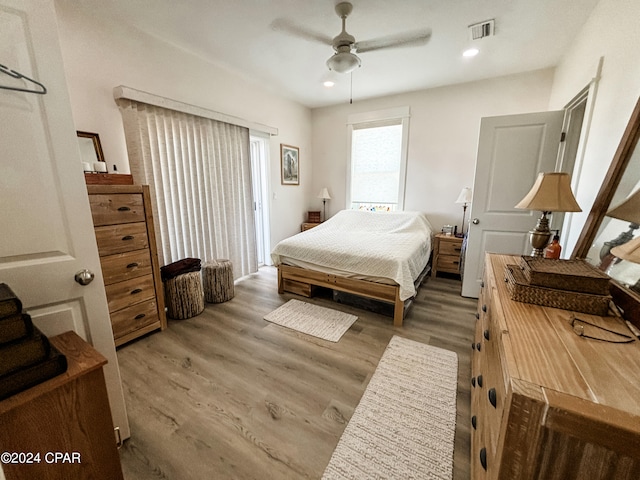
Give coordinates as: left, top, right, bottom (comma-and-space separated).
249, 132, 272, 266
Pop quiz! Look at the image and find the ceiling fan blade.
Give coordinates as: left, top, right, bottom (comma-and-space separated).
354, 29, 432, 53
270, 18, 333, 46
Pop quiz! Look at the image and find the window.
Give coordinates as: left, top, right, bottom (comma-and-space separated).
347, 107, 410, 211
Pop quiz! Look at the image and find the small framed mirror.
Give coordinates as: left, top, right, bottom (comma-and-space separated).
77, 131, 105, 172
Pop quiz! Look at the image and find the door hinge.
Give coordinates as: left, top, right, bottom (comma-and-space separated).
560, 132, 566, 142
114, 426, 123, 449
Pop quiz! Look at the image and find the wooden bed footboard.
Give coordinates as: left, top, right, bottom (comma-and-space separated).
277, 264, 427, 327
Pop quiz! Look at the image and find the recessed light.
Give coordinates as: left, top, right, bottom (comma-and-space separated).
463, 48, 479, 58
323, 81, 335, 88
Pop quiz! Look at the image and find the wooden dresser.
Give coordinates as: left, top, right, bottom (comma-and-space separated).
0, 332, 124, 480
432, 233, 463, 277
471, 253, 640, 480
87, 185, 166, 346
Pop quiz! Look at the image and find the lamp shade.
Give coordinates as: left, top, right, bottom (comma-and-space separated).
317, 187, 331, 200
611, 236, 640, 264
515, 172, 582, 212
606, 189, 640, 224
455, 187, 472, 204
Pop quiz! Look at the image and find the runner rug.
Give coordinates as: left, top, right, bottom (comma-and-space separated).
263, 299, 357, 342
322, 335, 458, 479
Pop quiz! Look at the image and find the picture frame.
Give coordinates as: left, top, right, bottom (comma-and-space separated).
280, 144, 299, 185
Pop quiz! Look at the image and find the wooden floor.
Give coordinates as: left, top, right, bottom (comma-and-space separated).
117, 267, 477, 479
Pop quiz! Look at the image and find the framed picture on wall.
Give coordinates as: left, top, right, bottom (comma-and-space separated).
280, 144, 299, 185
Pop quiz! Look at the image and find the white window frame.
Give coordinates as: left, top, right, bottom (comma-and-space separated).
346, 106, 411, 211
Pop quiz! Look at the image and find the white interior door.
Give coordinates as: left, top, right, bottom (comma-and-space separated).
461, 111, 565, 298
0, 0, 129, 445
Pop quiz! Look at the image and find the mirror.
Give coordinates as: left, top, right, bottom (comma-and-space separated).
572, 96, 640, 321
77, 131, 105, 172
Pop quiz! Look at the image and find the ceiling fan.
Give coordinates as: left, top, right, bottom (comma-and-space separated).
272, 2, 432, 74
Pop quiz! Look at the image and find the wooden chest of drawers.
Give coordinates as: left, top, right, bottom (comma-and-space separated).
432, 233, 463, 277
471, 254, 640, 480
301, 222, 320, 232
87, 185, 166, 346
0, 332, 124, 480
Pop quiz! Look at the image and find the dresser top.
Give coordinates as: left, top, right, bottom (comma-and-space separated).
486, 254, 640, 419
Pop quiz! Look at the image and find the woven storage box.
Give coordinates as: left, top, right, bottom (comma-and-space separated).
308, 211, 321, 223
519, 256, 610, 295
505, 264, 611, 316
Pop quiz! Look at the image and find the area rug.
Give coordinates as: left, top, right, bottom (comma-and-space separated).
263, 299, 357, 342
322, 335, 458, 480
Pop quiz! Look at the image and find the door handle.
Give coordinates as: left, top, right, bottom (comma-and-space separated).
472, 218, 480, 225
74, 269, 95, 286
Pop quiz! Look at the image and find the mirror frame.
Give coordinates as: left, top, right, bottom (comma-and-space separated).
77, 130, 105, 163
572, 96, 640, 323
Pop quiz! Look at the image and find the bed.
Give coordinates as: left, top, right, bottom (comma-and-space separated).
271, 209, 434, 326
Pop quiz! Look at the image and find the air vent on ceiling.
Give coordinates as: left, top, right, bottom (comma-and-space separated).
469, 20, 495, 40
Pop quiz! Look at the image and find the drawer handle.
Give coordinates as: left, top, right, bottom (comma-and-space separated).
480, 447, 487, 470
471, 415, 477, 430
126, 262, 139, 269
481, 280, 485, 288
117, 206, 131, 212
476, 342, 481, 352
471, 342, 476, 351
130, 288, 143, 295
484, 329, 490, 341
477, 374, 483, 388
134, 313, 146, 320
475, 312, 480, 320
488, 388, 497, 408
122, 235, 135, 241
482, 304, 487, 313
471, 376, 476, 388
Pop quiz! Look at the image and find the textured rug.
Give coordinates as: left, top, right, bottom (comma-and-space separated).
322, 336, 458, 480
263, 299, 357, 342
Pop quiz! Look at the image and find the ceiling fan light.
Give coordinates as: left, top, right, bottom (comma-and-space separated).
326, 51, 361, 73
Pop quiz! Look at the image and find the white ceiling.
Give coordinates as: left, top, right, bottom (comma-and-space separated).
68, 0, 600, 108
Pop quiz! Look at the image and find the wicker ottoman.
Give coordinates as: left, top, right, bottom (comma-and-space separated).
163, 270, 205, 319
202, 259, 235, 303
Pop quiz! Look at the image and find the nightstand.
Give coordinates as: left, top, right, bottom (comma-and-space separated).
301, 222, 320, 232
432, 234, 463, 278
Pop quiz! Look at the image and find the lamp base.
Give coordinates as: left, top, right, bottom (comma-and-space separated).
528, 212, 552, 257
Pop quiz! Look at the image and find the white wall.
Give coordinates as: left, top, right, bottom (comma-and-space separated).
548, 0, 640, 255
53, 1, 313, 249
311, 69, 555, 232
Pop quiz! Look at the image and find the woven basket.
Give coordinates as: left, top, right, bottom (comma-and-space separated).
519, 257, 610, 295
505, 265, 611, 316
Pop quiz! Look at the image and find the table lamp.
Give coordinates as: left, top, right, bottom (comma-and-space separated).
610, 236, 640, 294
455, 187, 472, 237
599, 189, 640, 259
318, 187, 331, 221
515, 172, 581, 257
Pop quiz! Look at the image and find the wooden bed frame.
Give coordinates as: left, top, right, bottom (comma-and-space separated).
277, 263, 431, 327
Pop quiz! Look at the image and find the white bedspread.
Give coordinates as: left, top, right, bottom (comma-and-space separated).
271, 210, 433, 301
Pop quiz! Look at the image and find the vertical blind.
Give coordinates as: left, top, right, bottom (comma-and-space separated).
117, 99, 258, 279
